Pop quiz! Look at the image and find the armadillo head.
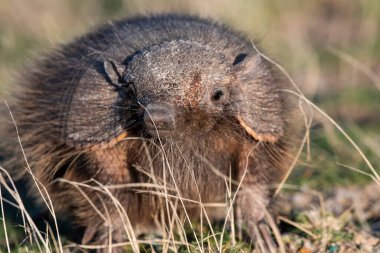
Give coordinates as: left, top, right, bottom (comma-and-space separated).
111, 40, 285, 142
65, 39, 286, 149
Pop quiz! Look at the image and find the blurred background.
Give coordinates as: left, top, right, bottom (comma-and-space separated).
0, 0, 379, 251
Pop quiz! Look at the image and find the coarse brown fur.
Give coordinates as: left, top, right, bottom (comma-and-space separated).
1, 14, 301, 251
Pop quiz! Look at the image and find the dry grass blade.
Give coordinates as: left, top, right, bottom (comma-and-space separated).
142, 105, 203, 251
0, 168, 46, 252
65, 238, 195, 251
274, 125, 307, 197
264, 210, 285, 253
218, 143, 259, 251
251, 48, 380, 185
93, 179, 140, 252
0, 180, 11, 253
4, 100, 64, 252
327, 46, 380, 91
286, 90, 379, 184
337, 163, 380, 183
278, 216, 317, 239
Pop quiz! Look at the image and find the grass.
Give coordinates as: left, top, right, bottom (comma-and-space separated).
0, 0, 379, 252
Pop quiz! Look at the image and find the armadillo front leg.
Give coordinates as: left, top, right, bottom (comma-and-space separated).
77, 144, 138, 251
235, 146, 279, 252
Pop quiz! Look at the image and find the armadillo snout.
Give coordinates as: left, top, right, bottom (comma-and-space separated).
144, 102, 175, 137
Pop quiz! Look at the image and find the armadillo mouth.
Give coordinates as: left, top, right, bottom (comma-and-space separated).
146, 128, 175, 138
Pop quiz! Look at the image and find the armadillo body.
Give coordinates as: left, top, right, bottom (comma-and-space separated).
6, 15, 298, 249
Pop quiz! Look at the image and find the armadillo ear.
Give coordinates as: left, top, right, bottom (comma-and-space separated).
233, 53, 284, 143
103, 58, 125, 88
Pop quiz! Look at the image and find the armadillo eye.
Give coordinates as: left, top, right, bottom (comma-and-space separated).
232, 53, 247, 66
211, 90, 224, 101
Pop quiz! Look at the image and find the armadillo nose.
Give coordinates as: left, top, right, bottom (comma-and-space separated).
144, 102, 175, 136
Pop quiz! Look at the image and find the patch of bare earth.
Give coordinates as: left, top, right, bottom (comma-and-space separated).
274, 183, 380, 252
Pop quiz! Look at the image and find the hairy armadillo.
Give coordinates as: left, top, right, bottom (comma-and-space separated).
5, 14, 299, 250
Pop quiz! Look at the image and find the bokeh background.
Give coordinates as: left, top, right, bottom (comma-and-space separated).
0, 0, 379, 251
